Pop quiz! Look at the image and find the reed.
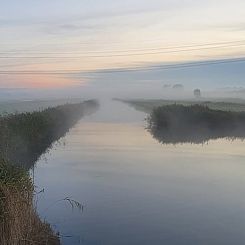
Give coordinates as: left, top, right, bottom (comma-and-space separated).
0, 160, 60, 245
147, 104, 245, 144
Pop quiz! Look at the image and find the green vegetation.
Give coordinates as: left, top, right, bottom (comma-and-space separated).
147, 104, 245, 144
0, 100, 99, 244
0, 100, 99, 168
123, 99, 245, 113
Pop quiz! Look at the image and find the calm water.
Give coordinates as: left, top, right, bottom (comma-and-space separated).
34, 100, 245, 245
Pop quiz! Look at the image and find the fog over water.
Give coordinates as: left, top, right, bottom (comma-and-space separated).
1, 59, 245, 101
1, 1, 245, 244
33, 99, 245, 245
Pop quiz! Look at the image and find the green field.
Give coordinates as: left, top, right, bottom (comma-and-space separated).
123, 99, 245, 113
0, 98, 83, 115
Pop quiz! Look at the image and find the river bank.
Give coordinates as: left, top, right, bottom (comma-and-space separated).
122, 98, 245, 113
0, 100, 99, 244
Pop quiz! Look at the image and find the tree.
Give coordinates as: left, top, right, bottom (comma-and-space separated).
194, 89, 201, 98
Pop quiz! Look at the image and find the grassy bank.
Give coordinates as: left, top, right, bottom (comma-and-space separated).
0, 160, 60, 245
0, 100, 99, 168
147, 104, 245, 144
0, 100, 99, 244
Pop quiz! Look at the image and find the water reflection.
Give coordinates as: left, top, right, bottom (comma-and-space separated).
34, 100, 245, 245
148, 126, 245, 144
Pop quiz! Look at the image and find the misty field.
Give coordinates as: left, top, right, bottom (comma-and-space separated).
124, 99, 245, 113
0, 98, 83, 115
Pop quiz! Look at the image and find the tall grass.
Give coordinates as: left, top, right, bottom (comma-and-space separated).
0, 160, 60, 245
0, 100, 99, 168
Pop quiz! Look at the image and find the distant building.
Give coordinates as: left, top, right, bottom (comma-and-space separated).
194, 89, 201, 98
163, 84, 171, 88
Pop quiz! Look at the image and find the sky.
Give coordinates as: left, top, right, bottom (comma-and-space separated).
0, 0, 245, 96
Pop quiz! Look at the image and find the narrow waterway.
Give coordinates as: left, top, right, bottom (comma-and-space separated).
35, 100, 245, 245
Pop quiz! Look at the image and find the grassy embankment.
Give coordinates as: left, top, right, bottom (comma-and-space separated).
0, 100, 99, 168
0, 100, 98, 244
147, 104, 245, 144
121, 99, 245, 143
